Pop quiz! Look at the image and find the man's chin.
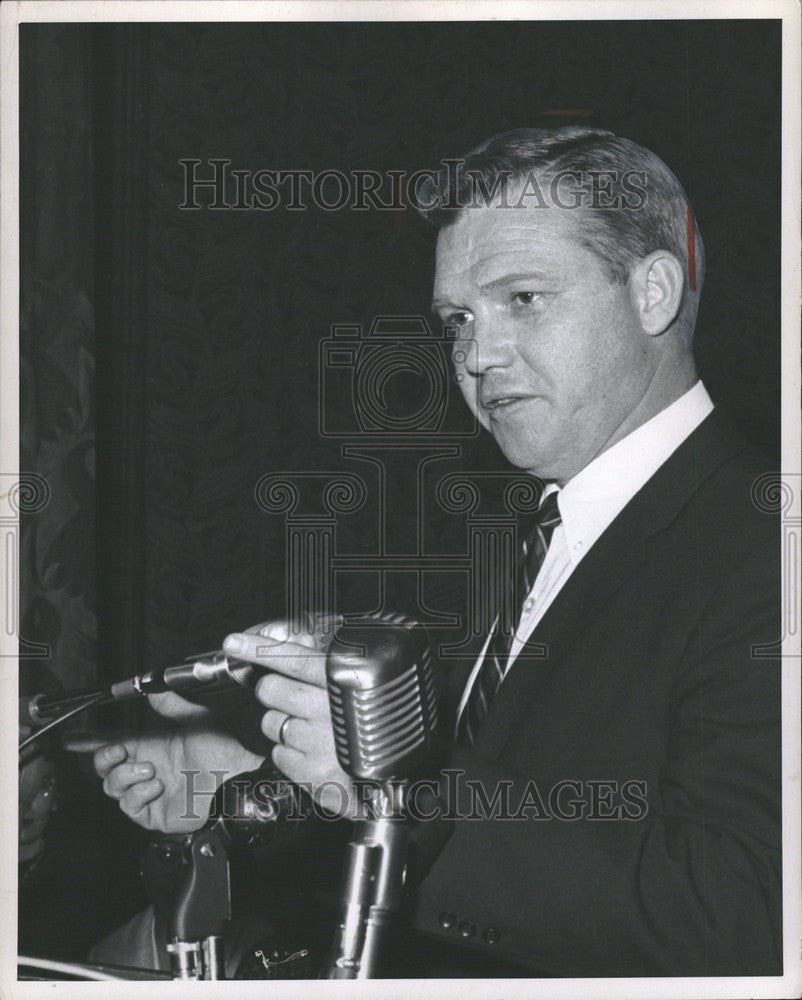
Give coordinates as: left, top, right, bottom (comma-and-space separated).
493, 435, 555, 480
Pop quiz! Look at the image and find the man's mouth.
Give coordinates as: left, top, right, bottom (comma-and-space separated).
483, 395, 529, 411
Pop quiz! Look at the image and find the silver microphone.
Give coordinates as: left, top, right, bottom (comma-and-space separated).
21, 615, 342, 728
326, 614, 438, 780
17, 650, 266, 730
322, 614, 438, 980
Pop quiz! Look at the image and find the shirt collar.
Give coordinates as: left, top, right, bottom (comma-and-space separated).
550, 381, 714, 566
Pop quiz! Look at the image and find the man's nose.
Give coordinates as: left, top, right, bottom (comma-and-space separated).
463, 312, 514, 376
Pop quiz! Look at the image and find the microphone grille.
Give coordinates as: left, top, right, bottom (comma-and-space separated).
327, 614, 437, 780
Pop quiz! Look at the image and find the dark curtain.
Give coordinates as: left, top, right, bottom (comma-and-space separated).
19, 25, 150, 960
93, 26, 152, 692
20, 26, 97, 693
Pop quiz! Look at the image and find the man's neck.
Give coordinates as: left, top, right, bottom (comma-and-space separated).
554, 353, 698, 487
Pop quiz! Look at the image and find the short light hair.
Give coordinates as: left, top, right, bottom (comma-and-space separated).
418, 126, 705, 337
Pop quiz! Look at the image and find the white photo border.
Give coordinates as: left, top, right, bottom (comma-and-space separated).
1, 3, 799, 998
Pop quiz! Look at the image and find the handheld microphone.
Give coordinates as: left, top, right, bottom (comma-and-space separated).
20, 614, 343, 729
18, 651, 267, 729
321, 613, 438, 980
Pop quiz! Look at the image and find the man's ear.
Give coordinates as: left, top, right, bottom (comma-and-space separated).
630, 251, 684, 336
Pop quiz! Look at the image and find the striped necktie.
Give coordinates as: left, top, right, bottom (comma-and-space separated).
457, 491, 562, 747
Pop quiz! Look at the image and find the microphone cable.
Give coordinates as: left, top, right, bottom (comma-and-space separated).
18, 691, 107, 759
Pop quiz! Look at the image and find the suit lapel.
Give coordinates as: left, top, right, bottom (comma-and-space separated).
476, 507, 650, 755
438, 630, 487, 737
474, 407, 748, 758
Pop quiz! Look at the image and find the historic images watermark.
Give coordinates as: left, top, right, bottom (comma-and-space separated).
2, 473, 51, 659
180, 768, 649, 825
750, 472, 801, 659
179, 159, 648, 213
253, 314, 552, 658
317, 317, 475, 438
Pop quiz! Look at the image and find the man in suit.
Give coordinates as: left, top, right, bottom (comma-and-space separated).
92, 127, 781, 977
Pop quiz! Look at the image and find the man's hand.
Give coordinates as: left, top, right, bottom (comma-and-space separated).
65, 709, 265, 833
147, 689, 213, 722
222, 621, 358, 819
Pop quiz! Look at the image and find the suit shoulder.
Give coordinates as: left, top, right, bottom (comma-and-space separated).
692, 421, 778, 521
680, 439, 780, 586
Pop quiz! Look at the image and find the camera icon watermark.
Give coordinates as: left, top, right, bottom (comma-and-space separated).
318, 316, 478, 439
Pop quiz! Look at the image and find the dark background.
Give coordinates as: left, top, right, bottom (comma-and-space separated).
19, 19, 781, 958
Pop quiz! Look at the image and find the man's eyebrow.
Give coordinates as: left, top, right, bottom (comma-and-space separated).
430, 297, 458, 313
431, 269, 555, 313
478, 270, 552, 291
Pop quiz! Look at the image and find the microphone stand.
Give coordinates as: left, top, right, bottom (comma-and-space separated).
162, 762, 317, 979
322, 783, 409, 979
319, 613, 439, 979
165, 828, 231, 980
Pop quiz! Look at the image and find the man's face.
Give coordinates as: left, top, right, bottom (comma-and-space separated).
433, 198, 659, 484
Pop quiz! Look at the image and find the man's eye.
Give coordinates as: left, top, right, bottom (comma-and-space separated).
446, 310, 472, 328
512, 291, 539, 306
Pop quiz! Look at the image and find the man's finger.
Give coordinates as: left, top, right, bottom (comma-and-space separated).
103, 761, 155, 799
261, 709, 316, 749
120, 778, 164, 824
223, 632, 326, 686
147, 691, 211, 721
254, 673, 329, 718
271, 743, 307, 783
93, 743, 127, 778
62, 733, 119, 754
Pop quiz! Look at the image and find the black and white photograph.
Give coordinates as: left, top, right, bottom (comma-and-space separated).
2, 1, 800, 996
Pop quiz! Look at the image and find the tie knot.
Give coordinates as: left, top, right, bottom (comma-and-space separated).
535, 490, 561, 530
519, 490, 562, 592
535, 490, 560, 527
521, 490, 561, 545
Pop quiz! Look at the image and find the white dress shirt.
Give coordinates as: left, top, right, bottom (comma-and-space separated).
455, 381, 715, 729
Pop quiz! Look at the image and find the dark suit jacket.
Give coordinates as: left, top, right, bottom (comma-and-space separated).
406, 407, 782, 977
